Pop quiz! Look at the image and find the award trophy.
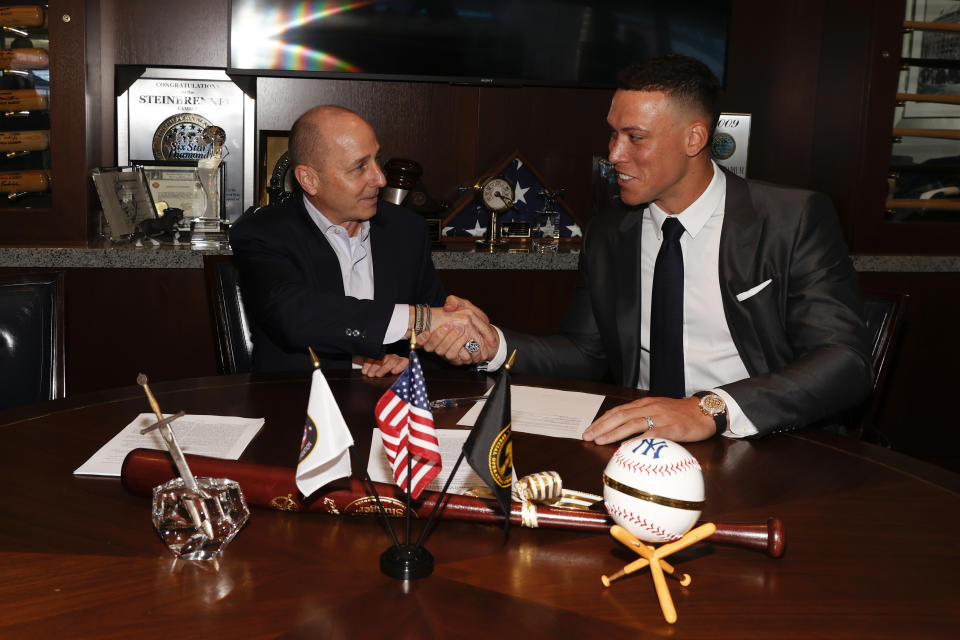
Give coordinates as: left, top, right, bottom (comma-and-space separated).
191, 125, 228, 247
138, 373, 249, 561
532, 188, 564, 253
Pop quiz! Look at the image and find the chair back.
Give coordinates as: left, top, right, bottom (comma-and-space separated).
857, 290, 908, 441
203, 256, 254, 375
0, 272, 65, 411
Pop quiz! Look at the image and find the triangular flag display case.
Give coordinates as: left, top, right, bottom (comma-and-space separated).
441, 150, 584, 241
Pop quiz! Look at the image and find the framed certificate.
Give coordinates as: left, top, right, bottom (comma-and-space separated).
134, 160, 225, 229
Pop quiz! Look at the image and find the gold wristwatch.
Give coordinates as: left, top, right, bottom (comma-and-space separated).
694, 392, 727, 436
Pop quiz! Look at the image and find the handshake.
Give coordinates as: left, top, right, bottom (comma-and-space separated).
416, 294, 500, 365
360, 295, 499, 378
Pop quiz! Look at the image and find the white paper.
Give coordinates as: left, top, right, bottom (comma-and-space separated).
457, 385, 605, 439
367, 429, 516, 495
73, 413, 265, 477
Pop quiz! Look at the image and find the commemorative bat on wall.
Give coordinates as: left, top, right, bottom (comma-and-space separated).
0, 47, 48, 70
0, 130, 48, 152
121, 448, 786, 558
0, 89, 48, 112
0, 169, 48, 193
0, 5, 46, 28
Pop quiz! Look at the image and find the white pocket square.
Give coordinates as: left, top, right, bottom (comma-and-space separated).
736, 279, 772, 302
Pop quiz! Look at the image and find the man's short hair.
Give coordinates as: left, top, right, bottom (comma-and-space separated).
617, 55, 721, 136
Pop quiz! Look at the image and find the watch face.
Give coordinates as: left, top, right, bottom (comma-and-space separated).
479, 176, 513, 212
701, 394, 726, 416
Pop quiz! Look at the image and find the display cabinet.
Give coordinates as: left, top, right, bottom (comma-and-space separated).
0, 0, 87, 246
851, 0, 960, 253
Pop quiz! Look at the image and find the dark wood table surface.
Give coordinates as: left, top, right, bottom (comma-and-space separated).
1, 371, 958, 639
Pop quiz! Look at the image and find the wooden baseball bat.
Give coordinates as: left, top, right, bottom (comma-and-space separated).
0, 89, 48, 111
0, 48, 48, 70
121, 448, 786, 556
0, 130, 48, 152
0, 169, 48, 192
0, 6, 45, 28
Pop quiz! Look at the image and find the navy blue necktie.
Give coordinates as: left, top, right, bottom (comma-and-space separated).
649, 216, 685, 398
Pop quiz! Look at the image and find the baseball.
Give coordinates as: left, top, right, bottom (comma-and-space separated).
602, 436, 705, 543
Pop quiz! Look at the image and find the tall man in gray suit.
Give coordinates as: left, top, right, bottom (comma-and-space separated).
423, 55, 873, 443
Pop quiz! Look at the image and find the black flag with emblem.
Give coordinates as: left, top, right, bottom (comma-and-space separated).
463, 365, 513, 529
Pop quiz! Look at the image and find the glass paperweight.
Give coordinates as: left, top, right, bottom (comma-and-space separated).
152, 477, 249, 561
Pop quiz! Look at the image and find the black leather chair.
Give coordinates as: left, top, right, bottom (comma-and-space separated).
0, 271, 65, 411
203, 255, 254, 375
855, 290, 908, 443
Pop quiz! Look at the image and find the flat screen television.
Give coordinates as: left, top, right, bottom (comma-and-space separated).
228, 0, 730, 87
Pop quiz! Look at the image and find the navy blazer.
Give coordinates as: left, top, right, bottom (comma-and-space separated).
230, 196, 446, 372
504, 171, 873, 436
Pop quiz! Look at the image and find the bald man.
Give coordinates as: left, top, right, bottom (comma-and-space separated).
231, 106, 491, 374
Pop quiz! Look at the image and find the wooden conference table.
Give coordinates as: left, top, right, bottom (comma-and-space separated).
1, 371, 958, 639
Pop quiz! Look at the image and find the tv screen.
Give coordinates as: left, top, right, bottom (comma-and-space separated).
228, 0, 730, 87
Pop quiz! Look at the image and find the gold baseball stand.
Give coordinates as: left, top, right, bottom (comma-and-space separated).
601, 522, 717, 624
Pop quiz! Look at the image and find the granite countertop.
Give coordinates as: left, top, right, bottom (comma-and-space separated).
1, 244, 959, 272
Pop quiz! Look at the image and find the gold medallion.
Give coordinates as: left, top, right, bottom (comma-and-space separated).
152, 113, 213, 160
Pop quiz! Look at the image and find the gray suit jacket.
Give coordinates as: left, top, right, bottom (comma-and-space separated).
504, 171, 873, 436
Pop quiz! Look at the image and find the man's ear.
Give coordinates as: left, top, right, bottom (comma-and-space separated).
294, 164, 319, 196
685, 120, 711, 157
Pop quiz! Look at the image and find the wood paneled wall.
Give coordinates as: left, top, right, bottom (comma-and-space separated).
88, 0, 897, 235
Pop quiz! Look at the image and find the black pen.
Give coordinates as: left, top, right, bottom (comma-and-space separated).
429, 395, 489, 409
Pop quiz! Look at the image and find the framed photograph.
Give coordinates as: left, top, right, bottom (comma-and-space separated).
133, 160, 225, 228
90, 167, 158, 238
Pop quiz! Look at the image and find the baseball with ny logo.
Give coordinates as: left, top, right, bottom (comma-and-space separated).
601, 436, 705, 543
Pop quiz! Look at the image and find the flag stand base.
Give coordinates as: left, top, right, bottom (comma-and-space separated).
380, 544, 434, 580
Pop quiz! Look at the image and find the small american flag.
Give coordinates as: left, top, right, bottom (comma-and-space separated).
375, 351, 442, 499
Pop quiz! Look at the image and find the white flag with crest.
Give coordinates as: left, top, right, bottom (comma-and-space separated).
296, 367, 354, 497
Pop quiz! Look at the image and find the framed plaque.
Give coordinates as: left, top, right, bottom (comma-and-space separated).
90, 167, 158, 239
711, 113, 751, 178
116, 67, 255, 223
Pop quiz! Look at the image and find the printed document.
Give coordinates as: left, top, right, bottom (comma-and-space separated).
457, 385, 605, 439
74, 413, 265, 477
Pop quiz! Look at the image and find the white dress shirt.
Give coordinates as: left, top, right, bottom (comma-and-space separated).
303, 197, 409, 356
488, 162, 759, 437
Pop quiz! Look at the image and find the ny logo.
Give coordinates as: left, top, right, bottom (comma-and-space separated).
632, 438, 668, 459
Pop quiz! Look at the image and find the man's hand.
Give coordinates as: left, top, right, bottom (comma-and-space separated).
360, 354, 408, 378
419, 295, 499, 364
582, 396, 717, 444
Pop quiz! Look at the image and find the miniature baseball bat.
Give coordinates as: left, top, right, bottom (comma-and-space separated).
0, 6, 45, 28
0, 169, 49, 192
121, 448, 787, 557
0, 130, 48, 152
0, 48, 48, 70
0, 89, 48, 111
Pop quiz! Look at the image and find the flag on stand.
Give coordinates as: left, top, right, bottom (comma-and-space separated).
375, 351, 442, 499
464, 364, 513, 524
296, 367, 355, 497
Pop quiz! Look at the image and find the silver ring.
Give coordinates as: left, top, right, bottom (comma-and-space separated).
645, 416, 654, 430
464, 339, 481, 354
